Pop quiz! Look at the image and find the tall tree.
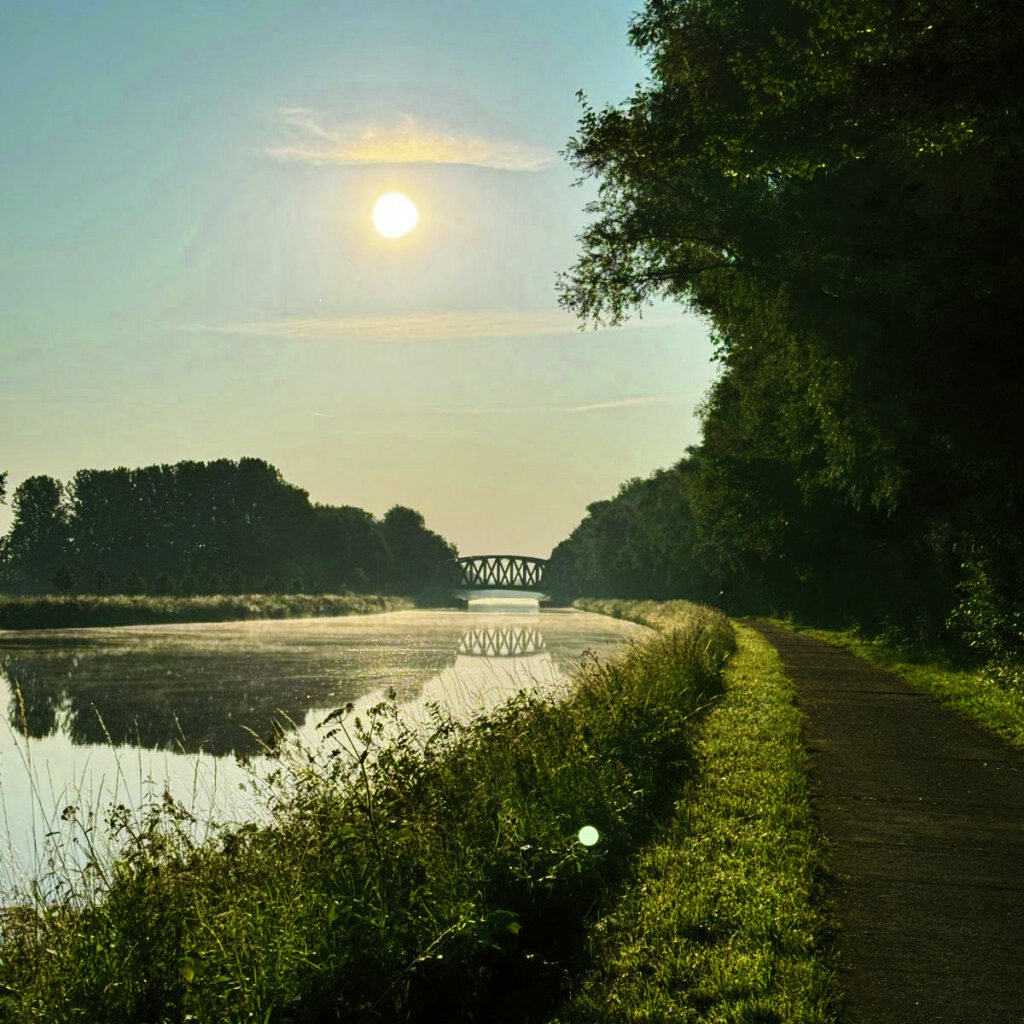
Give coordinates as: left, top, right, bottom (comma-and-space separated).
547, 459, 717, 604
380, 506, 457, 588
309, 505, 391, 591
1, 458, 459, 597
4, 476, 71, 593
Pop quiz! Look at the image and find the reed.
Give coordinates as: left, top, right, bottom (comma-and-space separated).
0, 603, 734, 1023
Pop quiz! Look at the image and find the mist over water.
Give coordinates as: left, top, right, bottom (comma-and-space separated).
0, 608, 648, 892
466, 595, 542, 613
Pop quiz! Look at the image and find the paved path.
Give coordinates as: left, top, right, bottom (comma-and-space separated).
750, 623, 1024, 1024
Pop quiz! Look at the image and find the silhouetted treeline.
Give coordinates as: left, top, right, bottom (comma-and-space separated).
554, 0, 1024, 668
0, 458, 455, 596
547, 462, 717, 605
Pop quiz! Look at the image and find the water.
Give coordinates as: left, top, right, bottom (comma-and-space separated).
0, 607, 648, 892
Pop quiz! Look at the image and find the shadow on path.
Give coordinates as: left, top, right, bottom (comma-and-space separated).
749, 622, 1024, 1024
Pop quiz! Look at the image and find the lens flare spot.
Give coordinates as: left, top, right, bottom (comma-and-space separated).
578, 825, 600, 847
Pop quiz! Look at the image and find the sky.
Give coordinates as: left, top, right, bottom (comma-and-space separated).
1, 0, 718, 558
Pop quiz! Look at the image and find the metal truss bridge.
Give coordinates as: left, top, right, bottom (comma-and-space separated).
441, 555, 549, 596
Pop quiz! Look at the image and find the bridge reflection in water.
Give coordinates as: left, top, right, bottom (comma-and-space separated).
411, 618, 561, 729
457, 624, 546, 659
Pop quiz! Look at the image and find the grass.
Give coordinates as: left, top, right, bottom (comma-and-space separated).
565, 600, 837, 1023
0, 602, 736, 1023
780, 622, 1024, 753
0, 593, 415, 631
573, 599, 724, 636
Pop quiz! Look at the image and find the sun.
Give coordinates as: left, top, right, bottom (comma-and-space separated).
371, 191, 419, 238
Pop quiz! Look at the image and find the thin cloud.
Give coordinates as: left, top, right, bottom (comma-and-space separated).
430, 396, 673, 416
563, 396, 673, 413
201, 309, 580, 342
195, 308, 684, 343
265, 107, 552, 172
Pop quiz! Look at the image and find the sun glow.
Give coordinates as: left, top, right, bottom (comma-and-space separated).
371, 191, 419, 238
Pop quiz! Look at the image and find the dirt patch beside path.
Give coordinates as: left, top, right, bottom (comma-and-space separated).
750, 622, 1024, 1024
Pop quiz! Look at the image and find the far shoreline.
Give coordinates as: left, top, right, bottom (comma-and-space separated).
0, 593, 419, 632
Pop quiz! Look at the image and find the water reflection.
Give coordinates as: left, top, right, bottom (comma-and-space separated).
0, 609, 648, 890
0, 621, 459, 757
457, 625, 546, 658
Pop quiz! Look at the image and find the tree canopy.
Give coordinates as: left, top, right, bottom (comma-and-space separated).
554, 0, 1024, 646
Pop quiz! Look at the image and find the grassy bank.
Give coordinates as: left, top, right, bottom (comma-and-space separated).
567, 600, 837, 1022
0, 603, 734, 1022
789, 624, 1024, 753
0, 593, 415, 631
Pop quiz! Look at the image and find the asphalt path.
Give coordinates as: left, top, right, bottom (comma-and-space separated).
750, 623, 1024, 1024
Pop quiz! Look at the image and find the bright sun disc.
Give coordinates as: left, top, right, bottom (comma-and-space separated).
372, 191, 419, 238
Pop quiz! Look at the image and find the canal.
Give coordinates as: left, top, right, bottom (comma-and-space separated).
0, 606, 649, 892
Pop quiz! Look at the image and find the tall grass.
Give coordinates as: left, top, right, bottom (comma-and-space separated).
0, 604, 734, 1023
563, 604, 837, 1024
574, 598, 718, 636
0, 594, 414, 631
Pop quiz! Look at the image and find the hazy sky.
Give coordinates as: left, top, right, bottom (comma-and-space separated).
1, 0, 717, 557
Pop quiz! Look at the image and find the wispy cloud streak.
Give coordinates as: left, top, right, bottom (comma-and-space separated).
196, 308, 684, 343
563, 396, 673, 413
429, 396, 673, 416
264, 107, 551, 171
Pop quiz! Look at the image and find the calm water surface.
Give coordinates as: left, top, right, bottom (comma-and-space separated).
0, 607, 648, 891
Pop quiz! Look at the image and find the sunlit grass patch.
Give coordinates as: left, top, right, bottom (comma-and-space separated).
555, 620, 837, 1024
575, 598, 722, 638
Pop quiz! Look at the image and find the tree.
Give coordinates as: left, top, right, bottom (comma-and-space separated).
4, 476, 71, 593
309, 505, 391, 591
0, 458, 460, 600
380, 506, 457, 588
67, 458, 319, 591
561, 0, 1024, 322
547, 459, 717, 604
559, 0, 1024, 631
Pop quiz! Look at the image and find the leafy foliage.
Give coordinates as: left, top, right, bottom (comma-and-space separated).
556, 0, 1024, 647
547, 462, 717, 605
